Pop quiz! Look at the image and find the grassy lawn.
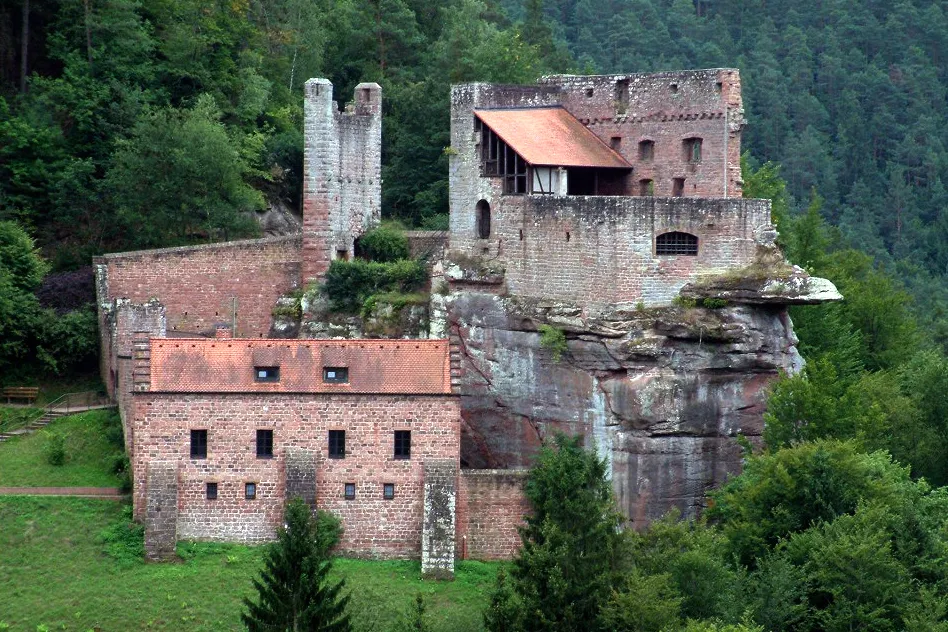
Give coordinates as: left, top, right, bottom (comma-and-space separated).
0, 497, 497, 631
0, 409, 124, 487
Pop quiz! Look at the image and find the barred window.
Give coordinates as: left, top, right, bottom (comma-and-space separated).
655, 232, 698, 256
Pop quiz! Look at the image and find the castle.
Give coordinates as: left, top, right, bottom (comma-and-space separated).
94, 69, 837, 576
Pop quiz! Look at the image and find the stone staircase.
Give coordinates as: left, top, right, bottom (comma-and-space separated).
0, 392, 114, 444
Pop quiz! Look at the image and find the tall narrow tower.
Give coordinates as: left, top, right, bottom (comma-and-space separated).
302, 79, 382, 285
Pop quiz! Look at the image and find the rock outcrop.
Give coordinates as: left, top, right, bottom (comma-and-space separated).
443, 284, 826, 527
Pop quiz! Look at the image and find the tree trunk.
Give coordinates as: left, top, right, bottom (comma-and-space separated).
84, 0, 94, 70
19, 0, 29, 93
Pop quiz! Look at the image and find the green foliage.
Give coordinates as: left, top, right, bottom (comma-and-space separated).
672, 296, 698, 309
742, 153, 790, 232
324, 259, 427, 313
598, 570, 682, 632
243, 498, 350, 632
358, 225, 411, 263
107, 97, 262, 249
537, 325, 568, 362
43, 431, 67, 467
701, 298, 728, 309
489, 434, 626, 632
99, 505, 145, 566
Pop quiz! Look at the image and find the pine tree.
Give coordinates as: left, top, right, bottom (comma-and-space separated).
486, 433, 626, 632
242, 498, 351, 632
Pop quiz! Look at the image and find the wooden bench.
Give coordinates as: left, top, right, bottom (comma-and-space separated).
3, 387, 39, 405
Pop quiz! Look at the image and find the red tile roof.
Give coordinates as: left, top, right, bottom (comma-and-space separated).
475, 107, 631, 169
147, 339, 452, 395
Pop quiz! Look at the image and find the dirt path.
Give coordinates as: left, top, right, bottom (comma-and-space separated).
0, 487, 125, 499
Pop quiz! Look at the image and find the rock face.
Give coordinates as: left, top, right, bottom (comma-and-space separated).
446, 290, 806, 527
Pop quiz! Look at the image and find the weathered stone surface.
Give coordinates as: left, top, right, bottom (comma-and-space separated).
680, 264, 842, 305
144, 461, 178, 561
422, 460, 458, 578
447, 289, 801, 527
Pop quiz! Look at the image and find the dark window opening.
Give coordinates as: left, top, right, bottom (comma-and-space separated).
245, 482, 257, 500
256, 429, 273, 458
519, 229, 524, 241
585, 88, 594, 97
394, 430, 411, 460
344, 483, 355, 500
255, 366, 279, 382
610, 136, 622, 151
480, 124, 528, 194
336, 248, 349, 261
190, 429, 207, 459
323, 367, 349, 383
476, 200, 491, 239
383, 483, 395, 500
329, 430, 345, 459
639, 140, 654, 161
672, 178, 685, 197
566, 232, 571, 242
639, 179, 654, 196
615, 79, 630, 113
683, 137, 702, 163
656, 232, 699, 256
206, 482, 218, 500
670, 83, 679, 93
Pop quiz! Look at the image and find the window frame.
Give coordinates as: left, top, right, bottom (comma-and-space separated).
394, 430, 411, 460
344, 483, 356, 500
254, 366, 280, 383
328, 430, 346, 459
383, 483, 395, 500
256, 429, 274, 459
655, 231, 699, 256
206, 482, 218, 500
322, 367, 349, 384
190, 429, 208, 459
245, 482, 257, 500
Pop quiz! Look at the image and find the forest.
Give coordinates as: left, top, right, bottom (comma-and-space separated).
2, 1, 948, 628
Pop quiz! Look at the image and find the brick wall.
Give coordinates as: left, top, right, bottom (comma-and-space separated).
540, 70, 744, 198
456, 469, 529, 560
302, 79, 382, 284
131, 393, 460, 557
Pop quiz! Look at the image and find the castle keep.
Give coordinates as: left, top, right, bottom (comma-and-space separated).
95, 70, 838, 572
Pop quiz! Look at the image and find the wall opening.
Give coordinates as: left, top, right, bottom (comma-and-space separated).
639, 179, 654, 196
683, 137, 702, 163
476, 200, 491, 239
638, 140, 654, 161
610, 136, 622, 151
615, 79, 629, 114
656, 231, 698, 256
672, 178, 685, 197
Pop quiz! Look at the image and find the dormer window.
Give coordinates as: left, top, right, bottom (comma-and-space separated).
323, 367, 349, 383
254, 366, 279, 382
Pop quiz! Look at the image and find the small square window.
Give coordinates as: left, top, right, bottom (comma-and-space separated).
610, 136, 622, 151
190, 429, 207, 459
323, 367, 349, 383
256, 429, 274, 458
329, 430, 346, 459
245, 482, 257, 500
206, 482, 218, 500
383, 483, 395, 500
344, 483, 356, 500
255, 366, 280, 382
394, 430, 411, 460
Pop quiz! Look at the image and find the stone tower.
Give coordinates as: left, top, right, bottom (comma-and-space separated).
302, 79, 382, 285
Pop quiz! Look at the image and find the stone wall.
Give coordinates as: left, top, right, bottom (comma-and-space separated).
450, 196, 770, 307
131, 392, 460, 556
456, 469, 529, 560
539, 69, 744, 198
302, 79, 382, 284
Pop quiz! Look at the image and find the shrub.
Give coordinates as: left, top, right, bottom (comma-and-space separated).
673, 296, 698, 309
99, 505, 145, 565
702, 298, 728, 309
538, 325, 568, 362
324, 259, 427, 313
43, 431, 66, 466
357, 225, 410, 262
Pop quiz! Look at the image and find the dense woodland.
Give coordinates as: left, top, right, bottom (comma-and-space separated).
2, 1, 948, 629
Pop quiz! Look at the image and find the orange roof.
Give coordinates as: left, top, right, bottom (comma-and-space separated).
475, 107, 631, 169
147, 339, 452, 395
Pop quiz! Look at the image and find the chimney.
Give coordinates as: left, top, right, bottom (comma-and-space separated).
215, 323, 233, 339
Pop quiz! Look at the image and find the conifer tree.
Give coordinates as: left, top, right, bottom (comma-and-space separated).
242, 498, 351, 632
